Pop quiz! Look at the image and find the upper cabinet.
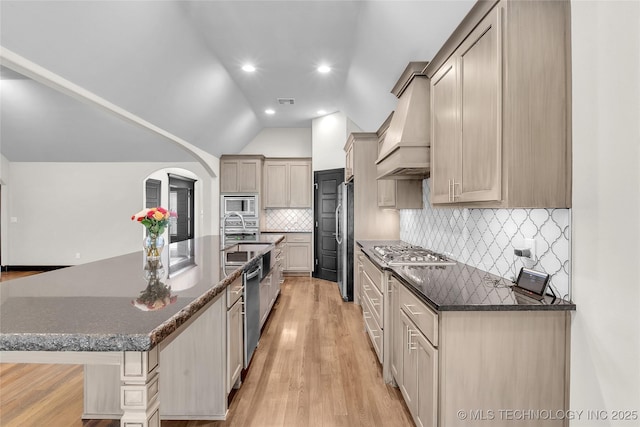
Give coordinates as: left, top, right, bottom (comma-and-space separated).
431, 8, 500, 204
263, 158, 312, 208
376, 113, 423, 209
220, 155, 264, 193
346, 132, 399, 240
345, 144, 354, 182
376, 62, 431, 180
427, 0, 572, 208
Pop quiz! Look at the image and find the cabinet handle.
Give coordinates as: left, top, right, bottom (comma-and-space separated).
363, 285, 371, 292
453, 181, 461, 201
408, 330, 418, 351
370, 298, 379, 305
404, 304, 422, 316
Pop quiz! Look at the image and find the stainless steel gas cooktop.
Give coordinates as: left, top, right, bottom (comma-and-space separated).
372, 245, 456, 266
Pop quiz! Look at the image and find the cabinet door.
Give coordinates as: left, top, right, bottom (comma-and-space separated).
227, 298, 243, 393
286, 242, 311, 272
289, 161, 311, 207
264, 162, 288, 208
238, 160, 260, 193
220, 161, 238, 193
345, 145, 354, 181
259, 274, 272, 328
377, 180, 396, 207
457, 7, 501, 202
415, 333, 438, 427
400, 311, 418, 415
390, 279, 403, 385
430, 57, 460, 204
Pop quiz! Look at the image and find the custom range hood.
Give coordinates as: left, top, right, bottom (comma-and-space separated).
376, 62, 431, 179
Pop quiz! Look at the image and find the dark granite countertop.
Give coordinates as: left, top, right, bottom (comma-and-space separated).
357, 240, 575, 312
0, 234, 283, 352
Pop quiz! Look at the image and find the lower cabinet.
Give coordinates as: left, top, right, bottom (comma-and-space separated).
396, 280, 439, 427
284, 233, 312, 273
362, 288, 383, 363
227, 296, 243, 393
400, 310, 438, 427
355, 247, 364, 305
390, 278, 571, 427
389, 278, 402, 385
259, 272, 272, 328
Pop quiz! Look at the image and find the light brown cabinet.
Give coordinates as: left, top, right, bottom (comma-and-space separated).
263, 159, 312, 208
389, 277, 402, 386
220, 155, 263, 193
397, 285, 438, 427
345, 144, 354, 182
428, 0, 571, 208
345, 133, 399, 242
226, 276, 243, 393
390, 277, 570, 427
377, 180, 423, 209
284, 233, 312, 272
431, 6, 501, 204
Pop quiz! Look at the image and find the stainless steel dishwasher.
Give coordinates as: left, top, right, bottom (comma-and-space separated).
243, 259, 261, 368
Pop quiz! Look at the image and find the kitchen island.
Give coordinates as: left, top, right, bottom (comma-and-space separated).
357, 240, 575, 427
0, 234, 283, 426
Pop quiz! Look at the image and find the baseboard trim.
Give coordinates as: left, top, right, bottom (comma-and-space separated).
2, 265, 69, 272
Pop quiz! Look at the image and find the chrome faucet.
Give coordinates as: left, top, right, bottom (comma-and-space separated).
222, 212, 246, 243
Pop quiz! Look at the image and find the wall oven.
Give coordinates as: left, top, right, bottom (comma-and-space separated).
221, 194, 258, 218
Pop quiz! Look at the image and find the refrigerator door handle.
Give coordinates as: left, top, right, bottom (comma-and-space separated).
335, 203, 342, 244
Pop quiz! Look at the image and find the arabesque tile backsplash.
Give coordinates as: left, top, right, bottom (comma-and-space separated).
399, 179, 571, 298
263, 209, 313, 232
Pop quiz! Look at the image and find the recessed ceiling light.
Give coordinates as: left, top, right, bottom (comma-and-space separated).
317, 110, 327, 115
317, 65, 331, 74
265, 109, 275, 115
242, 64, 256, 72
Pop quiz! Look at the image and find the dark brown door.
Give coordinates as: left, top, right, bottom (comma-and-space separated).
313, 168, 343, 282
169, 174, 196, 243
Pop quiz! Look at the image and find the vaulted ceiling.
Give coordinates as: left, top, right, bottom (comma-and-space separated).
0, 1, 474, 162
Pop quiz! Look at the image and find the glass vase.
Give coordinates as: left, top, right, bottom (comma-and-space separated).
144, 234, 165, 260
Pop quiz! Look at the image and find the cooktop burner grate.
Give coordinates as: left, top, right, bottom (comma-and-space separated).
372, 245, 456, 266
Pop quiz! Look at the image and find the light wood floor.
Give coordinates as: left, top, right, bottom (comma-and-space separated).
0, 274, 414, 427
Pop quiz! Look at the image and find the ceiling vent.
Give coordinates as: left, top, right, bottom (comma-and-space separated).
277, 98, 295, 105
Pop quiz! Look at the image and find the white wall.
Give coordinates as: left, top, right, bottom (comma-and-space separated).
570, 1, 640, 423
311, 111, 350, 172
5, 161, 219, 266
240, 128, 311, 157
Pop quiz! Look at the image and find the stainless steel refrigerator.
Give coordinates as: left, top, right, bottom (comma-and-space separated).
336, 181, 354, 301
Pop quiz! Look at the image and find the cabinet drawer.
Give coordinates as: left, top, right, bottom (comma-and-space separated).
226, 276, 243, 308
362, 294, 383, 363
399, 284, 438, 347
287, 233, 311, 243
362, 254, 384, 293
362, 271, 383, 327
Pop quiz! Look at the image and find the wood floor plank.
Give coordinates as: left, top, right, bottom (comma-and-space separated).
0, 275, 414, 427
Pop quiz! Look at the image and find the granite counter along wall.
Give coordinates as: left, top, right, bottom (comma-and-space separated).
399, 179, 571, 299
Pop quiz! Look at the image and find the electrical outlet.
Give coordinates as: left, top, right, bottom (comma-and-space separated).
10, 217, 18, 223
523, 238, 536, 260
75, 253, 81, 259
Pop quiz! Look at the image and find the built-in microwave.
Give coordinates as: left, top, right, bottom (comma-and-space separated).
221, 194, 258, 218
